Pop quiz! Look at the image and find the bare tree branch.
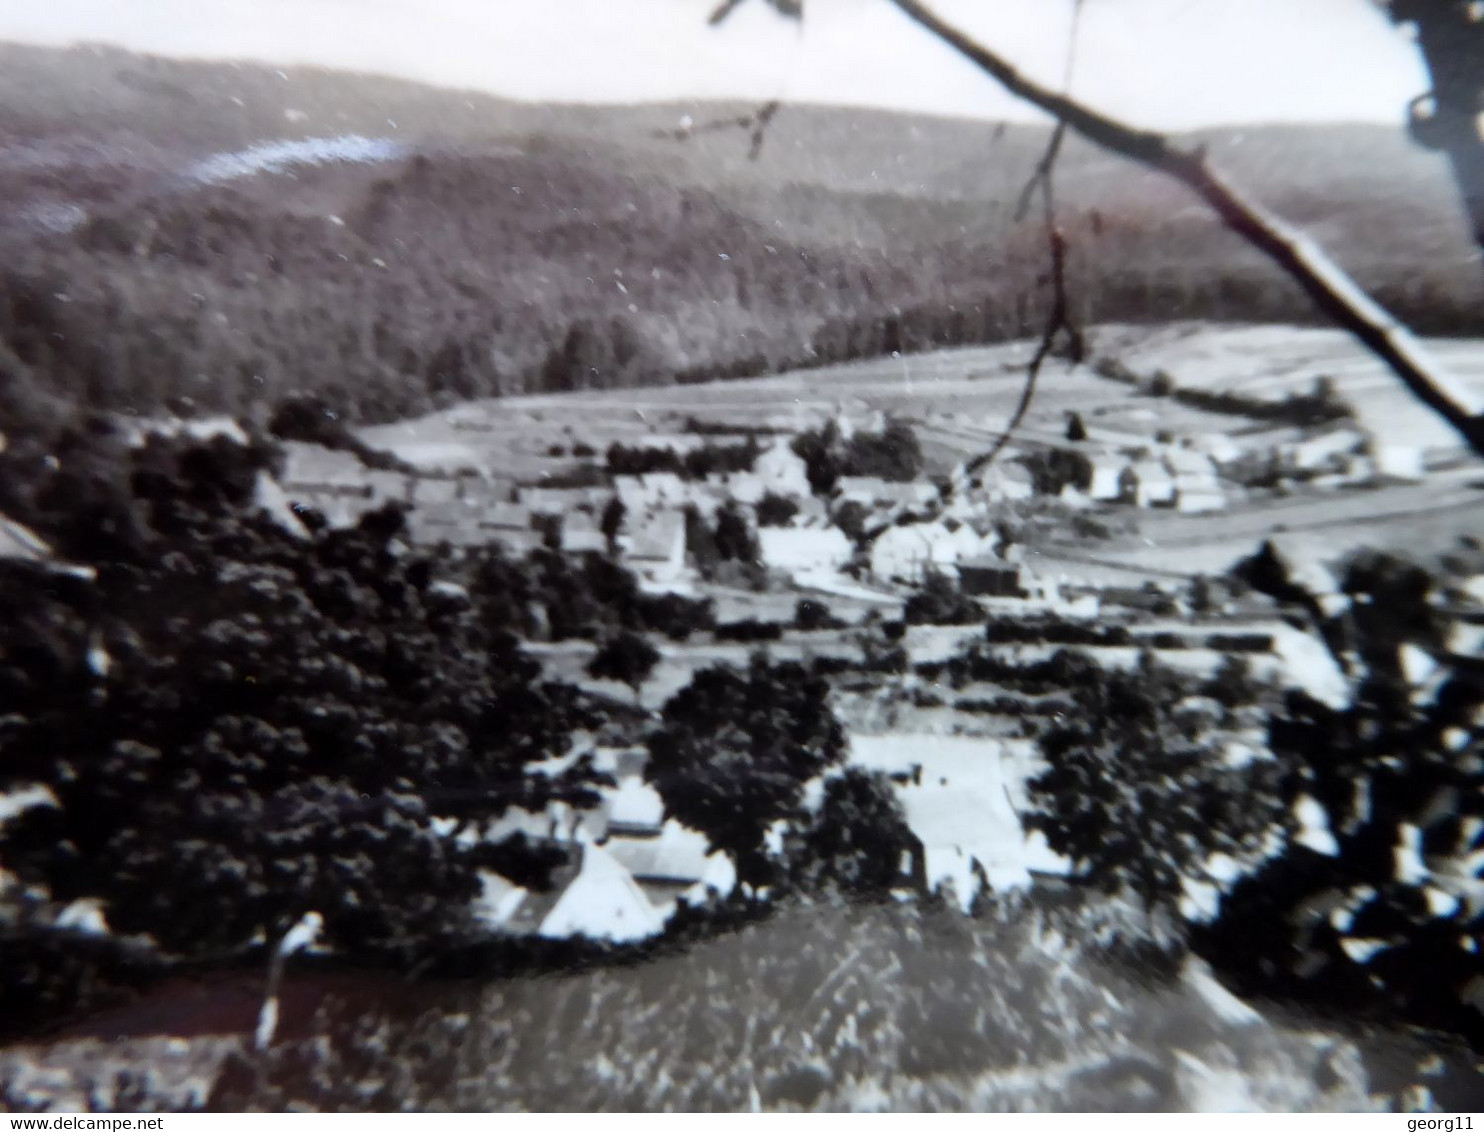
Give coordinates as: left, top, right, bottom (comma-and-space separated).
971, 2, 1084, 482
709, 0, 802, 26
708, 0, 750, 25
1013, 121, 1067, 223
967, 234, 1071, 479
888, 0, 1484, 458
748, 100, 782, 160
651, 100, 783, 161
969, 142, 1084, 479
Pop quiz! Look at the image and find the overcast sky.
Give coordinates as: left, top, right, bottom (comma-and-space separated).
0, 0, 1429, 129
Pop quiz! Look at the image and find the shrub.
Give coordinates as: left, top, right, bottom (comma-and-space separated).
714, 619, 784, 643
794, 769, 914, 896
794, 598, 839, 632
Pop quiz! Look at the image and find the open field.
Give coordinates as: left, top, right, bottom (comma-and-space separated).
9, 899, 1472, 1112
1101, 324, 1484, 453
361, 327, 1288, 476
363, 320, 1484, 476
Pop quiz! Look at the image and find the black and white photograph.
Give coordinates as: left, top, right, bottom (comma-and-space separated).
0, 0, 1482, 1114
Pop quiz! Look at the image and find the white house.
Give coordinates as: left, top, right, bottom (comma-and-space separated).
757, 526, 853, 577
1374, 444, 1425, 482
1087, 455, 1127, 502
560, 513, 608, 554
752, 442, 812, 497
870, 524, 937, 583
869, 522, 995, 584
1164, 447, 1225, 512
1177, 487, 1227, 514
974, 464, 1034, 503
606, 820, 737, 914
626, 510, 688, 587
1122, 461, 1176, 508
1285, 428, 1366, 474
604, 777, 666, 838
536, 841, 667, 944
836, 478, 938, 509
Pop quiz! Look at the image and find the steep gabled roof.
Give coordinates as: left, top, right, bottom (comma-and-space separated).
537, 841, 666, 943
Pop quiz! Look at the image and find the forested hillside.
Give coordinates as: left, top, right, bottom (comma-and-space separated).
1, 42, 1480, 430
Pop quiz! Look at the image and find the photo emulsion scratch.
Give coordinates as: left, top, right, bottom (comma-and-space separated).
0, 0, 1481, 1115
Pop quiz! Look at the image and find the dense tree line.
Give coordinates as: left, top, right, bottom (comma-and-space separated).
0, 431, 612, 983
1109, 369, 1355, 428
501, 544, 714, 643
790, 418, 924, 496
902, 570, 984, 626
983, 615, 1135, 647
605, 438, 761, 480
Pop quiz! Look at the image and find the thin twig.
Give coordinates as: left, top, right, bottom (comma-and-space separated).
887, 0, 1484, 458
652, 101, 783, 161
968, 229, 1077, 478
708, 0, 749, 26
710, 0, 802, 26
968, 5, 1084, 481
1014, 121, 1067, 223
748, 101, 782, 161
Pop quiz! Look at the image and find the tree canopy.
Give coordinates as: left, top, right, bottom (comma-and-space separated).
1204, 553, 1484, 1046
645, 654, 847, 886
1027, 651, 1284, 909
795, 768, 915, 897
0, 433, 600, 964
587, 630, 662, 699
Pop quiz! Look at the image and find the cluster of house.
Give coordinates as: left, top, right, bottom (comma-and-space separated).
274, 428, 1083, 606
1062, 439, 1232, 514
270, 398, 1440, 619
458, 747, 736, 945
1068, 422, 1426, 509
1272, 425, 1425, 485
